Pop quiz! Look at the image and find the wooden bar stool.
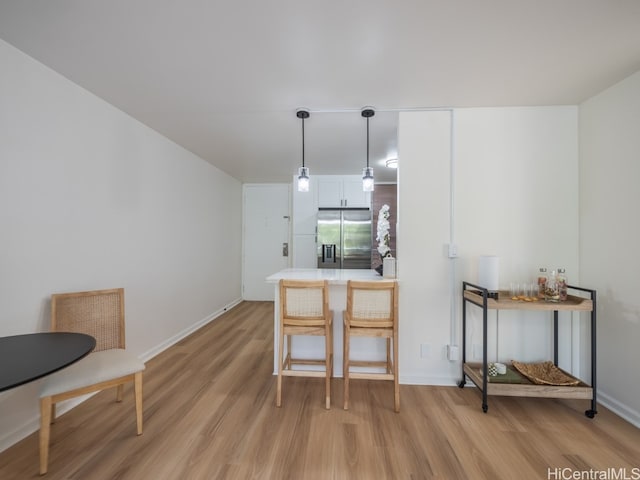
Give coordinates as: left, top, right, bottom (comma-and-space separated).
276, 279, 333, 409
343, 280, 399, 412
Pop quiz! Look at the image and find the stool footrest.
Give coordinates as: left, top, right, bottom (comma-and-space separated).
281, 369, 328, 378
348, 372, 394, 381
289, 358, 328, 366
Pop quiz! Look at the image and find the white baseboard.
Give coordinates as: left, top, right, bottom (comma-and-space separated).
0, 297, 243, 454
270, 371, 460, 387
399, 375, 460, 386
597, 390, 640, 428
139, 297, 242, 362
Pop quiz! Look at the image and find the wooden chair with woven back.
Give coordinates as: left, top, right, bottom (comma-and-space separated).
276, 279, 333, 409
38, 288, 145, 475
343, 280, 399, 412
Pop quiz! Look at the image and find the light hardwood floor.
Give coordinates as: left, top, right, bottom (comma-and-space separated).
1, 301, 639, 479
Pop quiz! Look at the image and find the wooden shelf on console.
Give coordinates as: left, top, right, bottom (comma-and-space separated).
463, 289, 593, 312
463, 363, 593, 399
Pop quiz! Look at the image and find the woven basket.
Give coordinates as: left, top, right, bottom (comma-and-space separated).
511, 360, 581, 386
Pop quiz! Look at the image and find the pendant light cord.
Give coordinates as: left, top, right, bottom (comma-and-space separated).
366, 116, 370, 168
296, 108, 310, 171
361, 107, 374, 169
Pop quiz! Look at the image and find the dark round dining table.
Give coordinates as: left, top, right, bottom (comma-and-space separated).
0, 332, 96, 392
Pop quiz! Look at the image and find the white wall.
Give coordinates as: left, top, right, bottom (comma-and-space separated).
397, 110, 456, 384
398, 107, 580, 385
579, 70, 640, 427
454, 107, 581, 372
0, 39, 243, 450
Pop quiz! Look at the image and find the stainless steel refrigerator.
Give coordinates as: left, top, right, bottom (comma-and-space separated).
317, 209, 372, 269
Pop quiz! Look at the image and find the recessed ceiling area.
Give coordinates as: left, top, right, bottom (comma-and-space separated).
1, 1, 639, 183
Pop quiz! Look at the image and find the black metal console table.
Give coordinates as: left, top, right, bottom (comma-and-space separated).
458, 281, 597, 418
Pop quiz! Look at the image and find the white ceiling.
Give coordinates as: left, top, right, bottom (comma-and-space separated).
1, 1, 640, 184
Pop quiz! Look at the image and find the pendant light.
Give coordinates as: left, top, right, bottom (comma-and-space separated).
361, 107, 375, 192
296, 108, 310, 192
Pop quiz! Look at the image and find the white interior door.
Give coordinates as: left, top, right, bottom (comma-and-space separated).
242, 184, 291, 300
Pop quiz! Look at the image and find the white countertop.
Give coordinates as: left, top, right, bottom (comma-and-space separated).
266, 268, 392, 285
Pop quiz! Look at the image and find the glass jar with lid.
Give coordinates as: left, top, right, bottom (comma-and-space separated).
537, 267, 548, 299
557, 268, 568, 301
544, 269, 560, 302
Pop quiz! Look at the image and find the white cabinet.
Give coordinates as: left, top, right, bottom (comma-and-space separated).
292, 175, 318, 268
317, 176, 371, 208
292, 234, 317, 268
342, 178, 370, 207
317, 178, 342, 207
292, 175, 318, 235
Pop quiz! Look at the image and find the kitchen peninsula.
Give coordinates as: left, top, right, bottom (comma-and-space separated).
266, 268, 396, 376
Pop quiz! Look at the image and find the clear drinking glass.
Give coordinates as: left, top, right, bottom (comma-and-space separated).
510, 282, 519, 300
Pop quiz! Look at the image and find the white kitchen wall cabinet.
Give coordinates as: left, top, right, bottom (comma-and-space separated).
317, 175, 371, 208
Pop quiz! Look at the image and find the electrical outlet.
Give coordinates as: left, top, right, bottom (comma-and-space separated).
442, 243, 459, 258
